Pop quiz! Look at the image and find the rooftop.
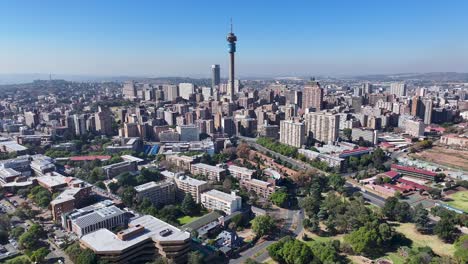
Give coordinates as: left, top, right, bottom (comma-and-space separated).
202, 189, 240, 202
134, 180, 174, 192
73, 205, 125, 229
391, 164, 437, 177
80, 215, 190, 252
191, 163, 226, 173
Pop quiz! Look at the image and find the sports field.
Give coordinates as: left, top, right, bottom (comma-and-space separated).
446, 191, 468, 213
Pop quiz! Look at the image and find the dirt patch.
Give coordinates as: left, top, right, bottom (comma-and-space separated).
412, 146, 468, 171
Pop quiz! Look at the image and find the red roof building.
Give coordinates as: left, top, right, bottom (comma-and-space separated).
391, 164, 436, 181
397, 178, 430, 191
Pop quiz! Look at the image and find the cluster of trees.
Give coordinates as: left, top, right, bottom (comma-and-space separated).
409, 139, 433, 153
268, 237, 317, 264
28, 186, 52, 208
346, 147, 386, 172
256, 137, 298, 157
73, 156, 123, 184
303, 192, 376, 235
251, 215, 276, 238
430, 206, 464, 242
0, 214, 10, 245
268, 236, 342, 264
65, 242, 101, 264
344, 221, 398, 256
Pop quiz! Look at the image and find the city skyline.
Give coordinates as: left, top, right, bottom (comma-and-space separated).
1, 1, 468, 78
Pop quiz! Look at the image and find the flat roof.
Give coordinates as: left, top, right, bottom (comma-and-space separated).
80, 215, 189, 252
202, 189, 239, 202
391, 164, 436, 177
73, 205, 125, 228
191, 163, 225, 173
36, 175, 68, 188
134, 180, 174, 192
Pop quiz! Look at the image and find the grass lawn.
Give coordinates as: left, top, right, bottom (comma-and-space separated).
393, 222, 455, 257
446, 191, 468, 213
177, 215, 200, 225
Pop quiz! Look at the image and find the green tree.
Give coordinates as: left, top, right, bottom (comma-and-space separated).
10, 226, 25, 239
328, 173, 346, 193
76, 249, 98, 264
181, 194, 199, 216
251, 215, 275, 238
187, 251, 204, 264
434, 217, 458, 242
454, 235, 468, 264
30, 247, 50, 263
269, 189, 288, 207
413, 204, 430, 233
267, 237, 316, 264
4, 256, 31, 264
343, 128, 352, 141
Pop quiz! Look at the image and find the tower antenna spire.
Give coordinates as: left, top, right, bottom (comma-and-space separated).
230, 18, 233, 33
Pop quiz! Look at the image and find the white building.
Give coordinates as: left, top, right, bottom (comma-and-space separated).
304, 112, 340, 144
179, 83, 195, 100
134, 180, 176, 206
228, 165, 255, 180
200, 190, 242, 215
71, 205, 127, 237
279, 120, 305, 148
390, 82, 407, 97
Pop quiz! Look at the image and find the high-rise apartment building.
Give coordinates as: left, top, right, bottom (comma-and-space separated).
423, 99, 433, 125
179, 83, 195, 100
304, 112, 340, 144
95, 106, 113, 136
302, 80, 323, 111
123, 81, 137, 100
279, 120, 305, 148
134, 180, 176, 207
390, 82, 407, 97
163, 85, 179, 101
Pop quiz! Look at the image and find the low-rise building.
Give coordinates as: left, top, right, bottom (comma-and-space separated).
390, 164, 436, 181
166, 155, 197, 171
240, 178, 276, 199
71, 205, 127, 237
440, 134, 468, 148
228, 165, 255, 180
102, 161, 137, 179
51, 185, 92, 221
190, 163, 227, 182
134, 180, 176, 207
200, 190, 242, 215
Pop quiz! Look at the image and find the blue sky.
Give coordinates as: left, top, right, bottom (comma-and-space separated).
1, 0, 467, 77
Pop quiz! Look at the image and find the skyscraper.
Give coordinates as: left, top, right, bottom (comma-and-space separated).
211, 64, 220, 88
302, 79, 323, 111
227, 21, 237, 101
123, 81, 137, 100
423, 98, 433, 125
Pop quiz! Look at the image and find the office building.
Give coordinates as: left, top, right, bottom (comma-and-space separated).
80, 215, 191, 264
304, 112, 340, 144
95, 106, 114, 136
279, 120, 305, 148
200, 190, 242, 215
24, 111, 39, 128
